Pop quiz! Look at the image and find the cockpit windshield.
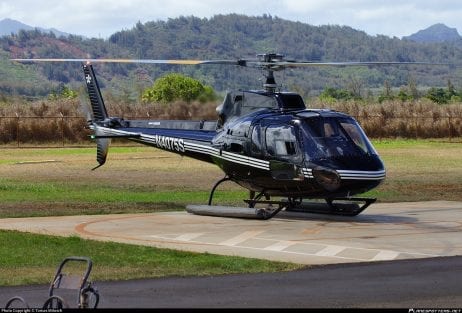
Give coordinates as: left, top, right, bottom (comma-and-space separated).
299, 116, 377, 161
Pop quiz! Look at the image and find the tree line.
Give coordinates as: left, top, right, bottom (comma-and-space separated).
2, 14, 462, 99
320, 79, 461, 104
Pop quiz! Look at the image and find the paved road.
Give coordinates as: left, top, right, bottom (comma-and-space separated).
1, 256, 461, 308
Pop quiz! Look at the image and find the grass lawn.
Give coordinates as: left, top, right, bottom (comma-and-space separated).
364, 139, 462, 201
0, 230, 302, 286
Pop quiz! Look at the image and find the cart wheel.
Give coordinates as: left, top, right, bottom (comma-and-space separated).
80, 286, 100, 309
5, 296, 29, 308
42, 295, 68, 309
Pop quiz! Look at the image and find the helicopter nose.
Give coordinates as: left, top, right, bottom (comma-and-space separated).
312, 167, 341, 192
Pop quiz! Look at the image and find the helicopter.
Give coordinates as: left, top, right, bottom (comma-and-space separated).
13, 54, 433, 219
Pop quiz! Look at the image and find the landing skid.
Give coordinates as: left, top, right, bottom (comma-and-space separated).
189, 177, 287, 219
186, 204, 283, 220
186, 197, 375, 219
187, 176, 376, 219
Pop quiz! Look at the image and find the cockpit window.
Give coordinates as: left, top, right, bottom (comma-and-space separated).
251, 125, 262, 154
300, 117, 377, 161
339, 121, 371, 153
265, 124, 299, 159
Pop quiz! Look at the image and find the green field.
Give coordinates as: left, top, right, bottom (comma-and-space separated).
1, 140, 461, 218
0, 140, 461, 286
0, 146, 247, 217
0, 230, 302, 286
365, 139, 462, 201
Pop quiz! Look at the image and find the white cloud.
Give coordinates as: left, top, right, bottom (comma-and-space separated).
1, 0, 462, 38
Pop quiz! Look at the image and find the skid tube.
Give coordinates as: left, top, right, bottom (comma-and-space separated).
186, 178, 286, 220
191, 177, 376, 219
286, 197, 376, 216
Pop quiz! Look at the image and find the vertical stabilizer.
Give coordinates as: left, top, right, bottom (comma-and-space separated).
82, 63, 110, 170
82, 63, 108, 122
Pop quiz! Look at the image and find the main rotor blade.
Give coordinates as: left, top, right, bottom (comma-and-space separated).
10, 58, 241, 66
245, 61, 450, 71
11, 58, 450, 71
278, 61, 449, 67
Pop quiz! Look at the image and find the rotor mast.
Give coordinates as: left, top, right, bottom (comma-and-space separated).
258, 53, 284, 92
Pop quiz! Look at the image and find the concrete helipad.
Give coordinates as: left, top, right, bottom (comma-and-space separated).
1, 201, 461, 265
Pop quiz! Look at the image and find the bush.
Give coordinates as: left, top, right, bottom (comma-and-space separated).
142, 73, 217, 104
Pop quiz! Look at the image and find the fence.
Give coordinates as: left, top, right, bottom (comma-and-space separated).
0, 114, 461, 148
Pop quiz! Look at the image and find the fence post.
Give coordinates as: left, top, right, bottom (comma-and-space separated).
447, 114, 452, 142
15, 112, 20, 148
60, 112, 65, 147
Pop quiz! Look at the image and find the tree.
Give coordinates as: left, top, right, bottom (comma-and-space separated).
346, 76, 364, 100
142, 73, 217, 103
378, 80, 395, 103
425, 87, 450, 104
397, 87, 413, 102
424, 80, 461, 104
319, 87, 355, 103
48, 84, 77, 100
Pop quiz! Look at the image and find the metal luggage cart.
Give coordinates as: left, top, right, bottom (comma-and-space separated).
5, 256, 99, 309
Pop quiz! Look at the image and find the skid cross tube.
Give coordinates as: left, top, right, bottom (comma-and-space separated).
208, 176, 231, 205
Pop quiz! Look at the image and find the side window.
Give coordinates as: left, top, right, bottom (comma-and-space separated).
251, 125, 262, 154
265, 124, 298, 159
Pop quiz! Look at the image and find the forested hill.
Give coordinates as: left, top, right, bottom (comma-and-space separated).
2, 14, 462, 98
110, 15, 461, 62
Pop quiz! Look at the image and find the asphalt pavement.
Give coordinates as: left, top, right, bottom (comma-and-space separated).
1, 256, 461, 308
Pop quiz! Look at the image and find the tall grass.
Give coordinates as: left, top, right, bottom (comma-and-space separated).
1, 97, 461, 144
0, 98, 218, 144
313, 98, 462, 138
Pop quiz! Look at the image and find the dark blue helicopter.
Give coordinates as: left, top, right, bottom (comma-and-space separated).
15, 54, 424, 219
74, 53, 388, 219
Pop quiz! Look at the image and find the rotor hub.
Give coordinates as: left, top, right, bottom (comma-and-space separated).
257, 53, 285, 63
257, 54, 286, 92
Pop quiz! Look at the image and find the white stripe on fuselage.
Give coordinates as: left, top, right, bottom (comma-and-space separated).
96, 127, 385, 180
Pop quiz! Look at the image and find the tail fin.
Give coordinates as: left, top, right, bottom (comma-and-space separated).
83, 63, 110, 170
83, 63, 136, 170
82, 63, 108, 122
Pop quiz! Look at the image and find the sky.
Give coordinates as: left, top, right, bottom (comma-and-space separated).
1, 0, 462, 39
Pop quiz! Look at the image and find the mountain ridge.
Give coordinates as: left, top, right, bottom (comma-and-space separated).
403, 23, 461, 43
2, 17, 461, 42
0, 18, 71, 38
